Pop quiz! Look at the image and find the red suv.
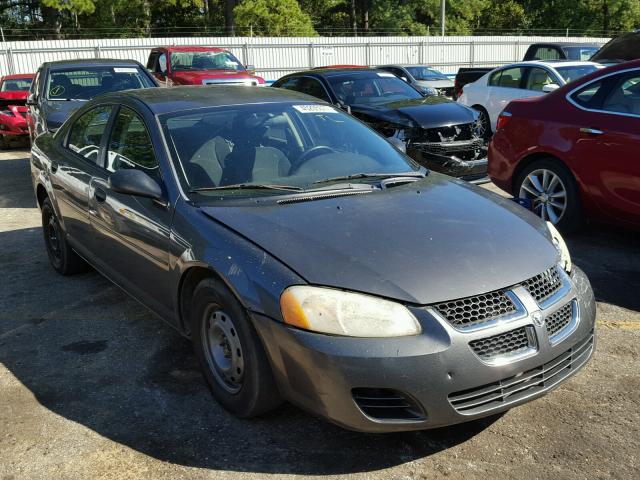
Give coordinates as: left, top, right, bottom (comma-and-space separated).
146, 46, 265, 87
489, 60, 640, 231
0, 73, 34, 148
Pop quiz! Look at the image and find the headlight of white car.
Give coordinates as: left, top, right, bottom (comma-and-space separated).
280, 286, 422, 337
546, 221, 572, 273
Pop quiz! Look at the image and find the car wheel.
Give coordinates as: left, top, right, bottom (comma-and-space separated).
41, 198, 87, 275
191, 277, 282, 417
515, 158, 582, 232
472, 106, 492, 141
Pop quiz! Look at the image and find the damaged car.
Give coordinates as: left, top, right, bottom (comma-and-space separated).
32, 86, 596, 432
272, 68, 487, 182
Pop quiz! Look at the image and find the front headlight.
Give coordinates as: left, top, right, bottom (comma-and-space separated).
280, 286, 422, 337
422, 86, 438, 96
546, 221, 572, 273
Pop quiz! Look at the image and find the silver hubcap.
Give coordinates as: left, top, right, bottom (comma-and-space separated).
519, 168, 567, 224
202, 309, 244, 394
475, 111, 488, 137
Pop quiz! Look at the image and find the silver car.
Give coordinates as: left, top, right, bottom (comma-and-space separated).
379, 64, 455, 98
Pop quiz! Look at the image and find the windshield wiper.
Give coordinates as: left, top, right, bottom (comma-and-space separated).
190, 183, 304, 193
313, 171, 426, 185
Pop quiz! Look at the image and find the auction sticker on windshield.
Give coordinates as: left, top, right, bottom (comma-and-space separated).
113, 67, 138, 73
293, 105, 338, 113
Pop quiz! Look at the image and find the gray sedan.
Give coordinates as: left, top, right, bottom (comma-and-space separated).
378, 64, 455, 98
31, 86, 596, 432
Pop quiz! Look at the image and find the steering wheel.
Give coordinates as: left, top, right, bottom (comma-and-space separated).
291, 146, 338, 174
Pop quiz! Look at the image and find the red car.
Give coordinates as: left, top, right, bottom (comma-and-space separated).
0, 73, 34, 148
489, 60, 640, 231
146, 46, 265, 86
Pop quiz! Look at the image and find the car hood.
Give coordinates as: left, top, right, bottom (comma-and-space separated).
201, 175, 558, 305
591, 32, 640, 62
350, 96, 477, 129
43, 100, 85, 131
169, 70, 258, 85
0, 91, 28, 101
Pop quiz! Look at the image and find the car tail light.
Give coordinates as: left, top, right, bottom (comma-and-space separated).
496, 111, 512, 131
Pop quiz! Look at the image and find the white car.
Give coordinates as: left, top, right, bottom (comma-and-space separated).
458, 61, 602, 138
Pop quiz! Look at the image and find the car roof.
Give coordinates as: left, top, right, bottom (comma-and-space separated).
97, 85, 323, 115
1, 73, 35, 80
379, 64, 441, 69
153, 46, 227, 53
528, 42, 600, 47
43, 58, 144, 70
284, 67, 389, 78
499, 60, 602, 69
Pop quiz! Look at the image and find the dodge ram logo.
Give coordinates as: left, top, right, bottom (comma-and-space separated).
531, 310, 545, 327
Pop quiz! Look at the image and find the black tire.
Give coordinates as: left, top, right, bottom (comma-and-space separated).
472, 105, 492, 141
41, 198, 87, 275
514, 157, 583, 233
191, 277, 282, 417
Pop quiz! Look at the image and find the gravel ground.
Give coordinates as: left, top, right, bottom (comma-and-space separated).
1, 150, 638, 480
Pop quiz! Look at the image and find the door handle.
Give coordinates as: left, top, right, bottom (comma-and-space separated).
579, 127, 604, 135
50, 161, 58, 173
94, 188, 107, 203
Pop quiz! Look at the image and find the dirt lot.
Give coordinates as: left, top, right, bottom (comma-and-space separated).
1, 149, 638, 480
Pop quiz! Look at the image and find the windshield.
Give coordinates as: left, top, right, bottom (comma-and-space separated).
1, 78, 32, 91
162, 103, 419, 198
562, 47, 599, 61
170, 51, 244, 72
327, 72, 423, 105
555, 65, 598, 83
405, 66, 448, 81
46, 67, 155, 101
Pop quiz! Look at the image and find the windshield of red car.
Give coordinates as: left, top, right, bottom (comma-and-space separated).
46, 67, 155, 101
170, 51, 244, 72
1, 78, 32, 91
327, 72, 423, 105
162, 102, 419, 197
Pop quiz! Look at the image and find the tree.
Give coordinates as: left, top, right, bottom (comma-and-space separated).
234, 0, 317, 36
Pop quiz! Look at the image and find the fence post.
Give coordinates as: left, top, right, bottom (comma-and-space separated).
469, 40, 475, 67
242, 42, 249, 66
308, 43, 314, 69
94, 45, 101, 59
419, 41, 424, 64
514, 39, 519, 62
366, 42, 371, 66
7, 47, 14, 74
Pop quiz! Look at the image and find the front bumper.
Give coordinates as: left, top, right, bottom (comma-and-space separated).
407, 141, 488, 181
254, 266, 596, 432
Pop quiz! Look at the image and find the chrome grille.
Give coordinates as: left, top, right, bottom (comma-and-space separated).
469, 326, 535, 361
449, 332, 594, 415
523, 267, 562, 304
546, 302, 573, 338
433, 290, 518, 330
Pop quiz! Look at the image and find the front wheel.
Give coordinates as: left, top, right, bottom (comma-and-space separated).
514, 158, 582, 232
191, 277, 282, 417
472, 106, 492, 141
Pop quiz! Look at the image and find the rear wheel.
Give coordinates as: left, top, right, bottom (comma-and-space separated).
191, 277, 282, 417
41, 198, 87, 275
514, 158, 582, 232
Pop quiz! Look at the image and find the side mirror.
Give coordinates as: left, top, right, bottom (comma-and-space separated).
245, 64, 256, 75
108, 169, 163, 201
26, 93, 38, 106
337, 101, 351, 114
542, 83, 560, 93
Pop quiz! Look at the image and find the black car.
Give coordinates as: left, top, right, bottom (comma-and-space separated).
31, 86, 595, 432
272, 68, 487, 181
27, 58, 158, 140
591, 31, 640, 64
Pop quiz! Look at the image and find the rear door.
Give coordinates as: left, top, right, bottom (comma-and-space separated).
52, 105, 114, 256
88, 104, 174, 316
567, 68, 640, 225
486, 67, 526, 129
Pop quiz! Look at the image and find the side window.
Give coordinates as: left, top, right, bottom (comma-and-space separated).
276, 77, 300, 91
496, 67, 523, 88
297, 77, 331, 102
533, 47, 560, 60
147, 52, 158, 70
66, 106, 113, 163
488, 70, 502, 86
525, 68, 555, 91
602, 72, 640, 115
571, 80, 604, 108
107, 107, 159, 175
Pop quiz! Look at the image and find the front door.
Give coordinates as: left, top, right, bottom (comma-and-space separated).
88, 105, 174, 316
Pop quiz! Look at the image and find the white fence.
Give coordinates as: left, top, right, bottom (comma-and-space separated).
0, 35, 609, 81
